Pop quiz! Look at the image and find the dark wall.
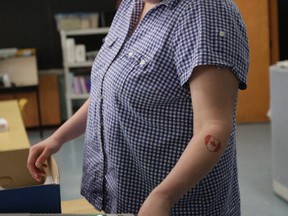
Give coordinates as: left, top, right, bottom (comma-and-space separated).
1, 0, 287, 68
0, 0, 117, 69
278, 0, 288, 61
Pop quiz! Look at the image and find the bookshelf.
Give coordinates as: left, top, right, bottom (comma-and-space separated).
60, 27, 109, 118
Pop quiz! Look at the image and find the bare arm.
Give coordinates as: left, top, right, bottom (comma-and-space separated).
47, 98, 90, 144
138, 65, 239, 215
27, 99, 90, 180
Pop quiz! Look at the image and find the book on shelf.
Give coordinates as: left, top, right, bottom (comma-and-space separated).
75, 45, 86, 62
66, 39, 87, 63
70, 73, 91, 95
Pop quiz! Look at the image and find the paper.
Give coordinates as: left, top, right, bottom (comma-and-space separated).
0, 118, 8, 132
276, 60, 288, 69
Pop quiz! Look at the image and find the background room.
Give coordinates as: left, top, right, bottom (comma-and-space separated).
0, 0, 288, 215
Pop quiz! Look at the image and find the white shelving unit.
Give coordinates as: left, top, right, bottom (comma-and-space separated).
60, 27, 109, 118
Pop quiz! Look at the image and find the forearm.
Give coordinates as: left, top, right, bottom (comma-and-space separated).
50, 99, 90, 146
153, 121, 232, 206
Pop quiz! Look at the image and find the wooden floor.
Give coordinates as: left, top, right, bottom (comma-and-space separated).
61, 198, 103, 214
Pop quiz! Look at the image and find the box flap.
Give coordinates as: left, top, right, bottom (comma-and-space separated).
46, 156, 60, 184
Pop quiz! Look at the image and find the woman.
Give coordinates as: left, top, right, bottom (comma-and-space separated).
27, 0, 249, 215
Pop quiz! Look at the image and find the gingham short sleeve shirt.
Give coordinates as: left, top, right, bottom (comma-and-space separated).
81, 0, 249, 215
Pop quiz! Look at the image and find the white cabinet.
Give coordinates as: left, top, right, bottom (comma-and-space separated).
59, 27, 109, 118
269, 64, 288, 202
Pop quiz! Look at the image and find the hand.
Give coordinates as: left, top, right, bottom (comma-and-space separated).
138, 190, 172, 216
27, 137, 61, 181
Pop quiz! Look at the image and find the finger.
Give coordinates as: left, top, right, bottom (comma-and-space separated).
35, 148, 51, 169
32, 167, 46, 181
28, 164, 46, 182
28, 164, 44, 181
27, 147, 49, 181
27, 148, 43, 180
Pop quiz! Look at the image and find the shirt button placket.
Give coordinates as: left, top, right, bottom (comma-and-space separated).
99, 88, 105, 154
98, 77, 107, 208
99, 96, 104, 128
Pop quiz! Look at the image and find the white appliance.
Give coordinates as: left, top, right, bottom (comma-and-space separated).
270, 64, 288, 202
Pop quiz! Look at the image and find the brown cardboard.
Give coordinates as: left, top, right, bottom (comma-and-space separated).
0, 149, 44, 189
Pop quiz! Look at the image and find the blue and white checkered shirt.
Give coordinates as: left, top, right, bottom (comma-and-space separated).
81, 0, 249, 215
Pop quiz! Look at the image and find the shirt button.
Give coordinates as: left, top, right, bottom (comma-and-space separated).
219, 31, 226, 37
128, 52, 134, 57
140, 59, 146, 66
99, 171, 104, 178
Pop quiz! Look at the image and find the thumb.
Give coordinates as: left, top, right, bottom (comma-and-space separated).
35, 148, 52, 168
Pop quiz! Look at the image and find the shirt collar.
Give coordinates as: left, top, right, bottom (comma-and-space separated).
134, 0, 179, 10
159, 0, 180, 10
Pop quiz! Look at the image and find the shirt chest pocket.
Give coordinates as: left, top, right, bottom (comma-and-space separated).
116, 50, 153, 106
115, 49, 184, 109
91, 35, 119, 79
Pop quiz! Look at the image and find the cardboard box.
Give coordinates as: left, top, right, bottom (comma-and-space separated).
0, 156, 61, 213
